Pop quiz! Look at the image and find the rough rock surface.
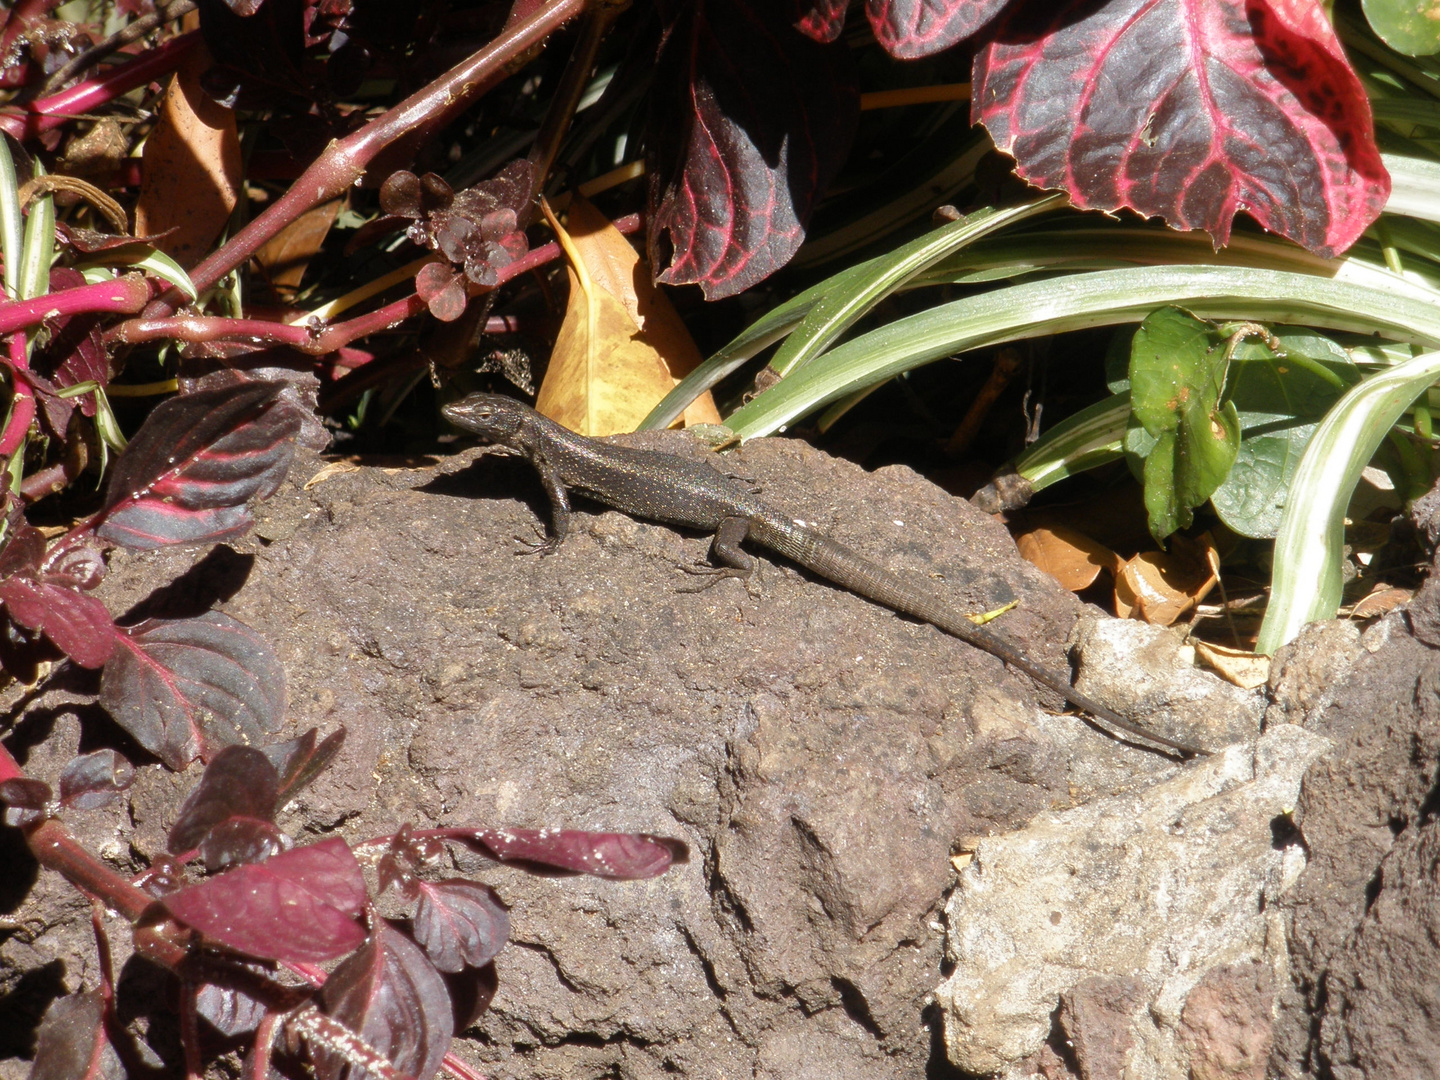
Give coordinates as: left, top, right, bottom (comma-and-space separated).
3, 427, 1432, 1080
934, 724, 1327, 1076
1270, 587, 1440, 1078
2, 434, 1215, 1079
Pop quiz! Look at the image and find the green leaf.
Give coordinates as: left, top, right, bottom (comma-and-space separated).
1259, 348, 1440, 653
18, 160, 54, 304
1010, 392, 1129, 493
722, 266, 1440, 440
1210, 330, 1359, 538
638, 196, 1066, 430
0, 136, 22, 300
1126, 307, 1240, 542
1361, 0, 1440, 57
78, 244, 198, 301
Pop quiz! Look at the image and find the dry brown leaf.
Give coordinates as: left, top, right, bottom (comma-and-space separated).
534, 198, 719, 435
253, 199, 343, 295
1193, 641, 1271, 690
134, 39, 241, 268
1015, 525, 1121, 592
1351, 585, 1412, 619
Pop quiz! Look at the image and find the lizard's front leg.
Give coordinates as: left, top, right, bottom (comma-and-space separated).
679, 516, 758, 594
520, 455, 572, 555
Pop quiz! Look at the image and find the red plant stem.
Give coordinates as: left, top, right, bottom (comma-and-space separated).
0, 31, 201, 140
0, 273, 151, 335
143, 0, 586, 317
0, 331, 34, 456
111, 292, 430, 354
18, 460, 70, 501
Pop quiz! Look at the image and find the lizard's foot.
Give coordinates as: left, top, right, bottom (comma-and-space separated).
677, 562, 755, 595
514, 524, 560, 556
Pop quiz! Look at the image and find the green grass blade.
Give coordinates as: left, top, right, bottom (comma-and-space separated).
723, 265, 1440, 439
769, 195, 1067, 380
18, 161, 52, 303
1257, 348, 1440, 653
1383, 154, 1440, 223
0, 138, 22, 300
1010, 392, 1129, 491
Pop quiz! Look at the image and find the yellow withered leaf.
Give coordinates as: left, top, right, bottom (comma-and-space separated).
535, 198, 719, 435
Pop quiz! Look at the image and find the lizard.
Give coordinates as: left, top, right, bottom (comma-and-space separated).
442, 393, 1208, 758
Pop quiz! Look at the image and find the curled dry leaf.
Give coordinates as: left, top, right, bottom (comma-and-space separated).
1192, 640, 1271, 689
1015, 524, 1122, 592
1113, 533, 1220, 626
134, 39, 242, 268
1350, 584, 1412, 620
535, 198, 720, 436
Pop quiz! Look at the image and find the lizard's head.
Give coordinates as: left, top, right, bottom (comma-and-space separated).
442, 393, 528, 446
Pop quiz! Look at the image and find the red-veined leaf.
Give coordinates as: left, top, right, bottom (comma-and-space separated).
95, 381, 300, 549
0, 575, 118, 668
816, 0, 1011, 57
467, 828, 682, 879
58, 749, 135, 811
412, 880, 510, 973
29, 989, 122, 1080
99, 611, 286, 770
316, 921, 453, 1080
198, 817, 289, 871
647, 0, 858, 299
973, 0, 1389, 258
162, 837, 367, 963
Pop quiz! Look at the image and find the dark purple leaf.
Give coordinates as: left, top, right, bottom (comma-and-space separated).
794, 0, 848, 42
0, 575, 117, 668
181, 367, 330, 453
95, 381, 300, 549
100, 611, 286, 770
973, 0, 1389, 258
445, 962, 498, 1031
169, 744, 280, 854
0, 777, 53, 827
195, 960, 277, 1037
0, 523, 45, 577
198, 816, 289, 872
469, 828, 682, 879
162, 837, 367, 963
29, 989, 122, 1080
412, 880, 509, 973
317, 921, 453, 1080
647, 0, 858, 299
264, 726, 346, 804
866, 0, 1008, 58
58, 749, 135, 811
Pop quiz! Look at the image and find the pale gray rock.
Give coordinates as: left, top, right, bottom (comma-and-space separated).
1071, 617, 1266, 749
935, 724, 1330, 1076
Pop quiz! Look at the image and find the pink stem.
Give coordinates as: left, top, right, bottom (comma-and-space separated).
0, 273, 150, 335
0, 331, 34, 456
144, 0, 585, 315
0, 31, 200, 140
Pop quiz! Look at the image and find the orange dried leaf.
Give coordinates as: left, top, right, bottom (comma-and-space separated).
1015, 525, 1120, 592
134, 41, 241, 268
535, 198, 719, 435
1351, 585, 1412, 619
253, 199, 343, 294
1193, 640, 1271, 690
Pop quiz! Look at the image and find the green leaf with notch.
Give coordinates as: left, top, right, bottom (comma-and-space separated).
1126, 307, 1240, 542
